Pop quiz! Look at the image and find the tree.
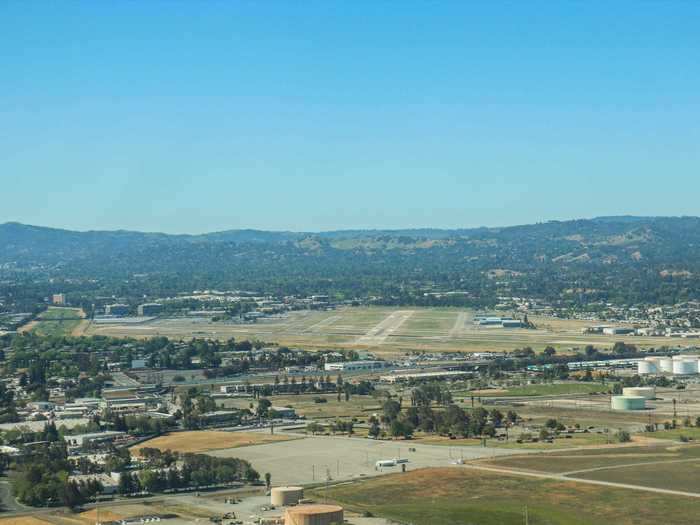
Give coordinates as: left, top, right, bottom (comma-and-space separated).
62, 481, 85, 509
256, 398, 272, 418
616, 429, 631, 443
543, 346, 556, 357
382, 400, 401, 422
265, 472, 271, 489
390, 420, 414, 439
118, 471, 134, 494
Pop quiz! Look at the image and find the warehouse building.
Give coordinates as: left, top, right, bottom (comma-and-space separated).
105, 304, 130, 316
324, 360, 390, 372
137, 303, 163, 316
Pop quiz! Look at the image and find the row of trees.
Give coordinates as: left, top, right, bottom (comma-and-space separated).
120, 449, 259, 494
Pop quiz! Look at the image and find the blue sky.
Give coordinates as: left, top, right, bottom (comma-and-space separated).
1, 1, 698, 233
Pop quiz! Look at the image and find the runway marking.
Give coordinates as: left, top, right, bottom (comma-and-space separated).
448, 311, 469, 338
355, 310, 414, 345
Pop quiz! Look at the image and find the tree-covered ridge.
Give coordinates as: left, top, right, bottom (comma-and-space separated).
2, 216, 700, 306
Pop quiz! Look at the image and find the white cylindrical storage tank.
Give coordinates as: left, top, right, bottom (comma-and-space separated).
638, 361, 656, 375
623, 387, 656, 400
673, 359, 696, 375
611, 395, 646, 410
659, 358, 673, 373
271, 486, 304, 506
684, 359, 698, 374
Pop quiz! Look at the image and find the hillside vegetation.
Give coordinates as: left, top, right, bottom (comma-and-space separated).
2, 216, 700, 307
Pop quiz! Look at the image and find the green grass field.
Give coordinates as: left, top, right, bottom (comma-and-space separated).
640, 427, 700, 441
30, 307, 83, 337
311, 467, 700, 525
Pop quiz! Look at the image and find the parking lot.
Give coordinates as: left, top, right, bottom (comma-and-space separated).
208, 431, 527, 486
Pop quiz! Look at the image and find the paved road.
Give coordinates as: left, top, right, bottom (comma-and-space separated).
0, 478, 31, 513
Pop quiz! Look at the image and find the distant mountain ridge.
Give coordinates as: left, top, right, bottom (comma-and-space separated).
2, 215, 692, 241
2, 216, 700, 306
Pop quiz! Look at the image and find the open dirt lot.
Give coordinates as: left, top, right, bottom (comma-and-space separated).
130, 430, 295, 456
86, 307, 673, 355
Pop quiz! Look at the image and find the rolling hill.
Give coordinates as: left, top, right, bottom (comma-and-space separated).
2, 216, 700, 306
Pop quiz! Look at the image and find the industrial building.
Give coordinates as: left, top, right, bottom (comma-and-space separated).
602, 327, 635, 335
473, 315, 522, 328
64, 431, 127, 448
380, 370, 470, 383
137, 303, 163, 316
105, 303, 130, 316
501, 319, 523, 328
324, 360, 390, 372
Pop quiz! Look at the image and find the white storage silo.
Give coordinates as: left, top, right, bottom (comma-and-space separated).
638, 361, 656, 375
611, 395, 646, 410
673, 359, 696, 375
271, 486, 304, 506
683, 359, 699, 374
622, 387, 656, 400
659, 357, 673, 373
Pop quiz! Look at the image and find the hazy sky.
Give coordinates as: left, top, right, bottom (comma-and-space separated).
1, 2, 699, 233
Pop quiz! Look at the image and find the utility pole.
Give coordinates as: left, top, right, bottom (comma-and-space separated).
524, 505, 529, 525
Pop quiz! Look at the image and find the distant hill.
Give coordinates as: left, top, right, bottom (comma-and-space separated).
2, 217, 700, 306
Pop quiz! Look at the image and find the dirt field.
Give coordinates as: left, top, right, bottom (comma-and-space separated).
0, 518, 51, 525
130, 430, 294, 456
85, 306, 673, 355
0, 500, 217, 525
220, 393, 381, 420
